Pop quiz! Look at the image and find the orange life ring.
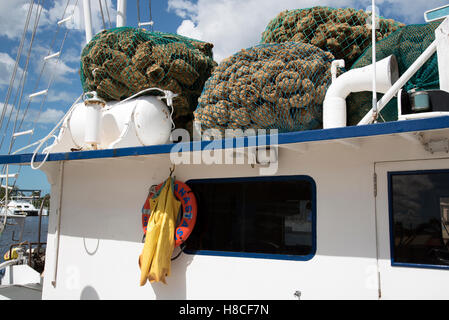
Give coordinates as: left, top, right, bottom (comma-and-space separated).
142, 180, 197, 248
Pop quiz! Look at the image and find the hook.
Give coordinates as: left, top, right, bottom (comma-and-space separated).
169, 164, 176, 177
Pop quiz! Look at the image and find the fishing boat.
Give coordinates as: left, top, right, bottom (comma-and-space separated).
1, 0, 449, 301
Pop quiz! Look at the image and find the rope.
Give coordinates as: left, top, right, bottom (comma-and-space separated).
149, 0, 154, 31
0, 0, 71, 152
8, 0, 46, 154
26, 94, 83, 170
103, 0, 112, 28
137, 0, 141, 27
0, 0, 44, 189
1, 0, 77, 190
0, 0, 34, 132
1, 0, 45, 188
98, 0, 106, 30
18, 0, 78, 133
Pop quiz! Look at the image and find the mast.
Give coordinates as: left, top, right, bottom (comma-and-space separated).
117, 0, 127, 27
83, 0, 93, 43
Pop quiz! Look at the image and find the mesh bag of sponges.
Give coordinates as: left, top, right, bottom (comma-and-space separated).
261, 6, 404, 68
80, 27, 217, 131
194, 42, 336, 134
346, 21, 441, 125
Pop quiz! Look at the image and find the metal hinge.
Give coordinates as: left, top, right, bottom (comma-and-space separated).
373, 172, 378, 197
378, 271, 382, 299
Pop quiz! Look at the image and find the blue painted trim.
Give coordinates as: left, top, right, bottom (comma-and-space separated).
1, 116, 448, 165
183, 175, 317, 262
388, 169, 449, 271
391, 262, 449, 270
185, 249, 316, 262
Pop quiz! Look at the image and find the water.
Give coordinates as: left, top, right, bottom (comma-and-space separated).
0, 216, 49, 263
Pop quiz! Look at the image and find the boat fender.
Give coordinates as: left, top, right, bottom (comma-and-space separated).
142, 180, 197, 248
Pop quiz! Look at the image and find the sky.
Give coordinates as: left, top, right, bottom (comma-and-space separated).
0, 0, 446, 194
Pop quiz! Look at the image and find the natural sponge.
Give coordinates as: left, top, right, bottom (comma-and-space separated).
80, 27, 217, 131
194, 42, 335, 134
261, 6, 404, 68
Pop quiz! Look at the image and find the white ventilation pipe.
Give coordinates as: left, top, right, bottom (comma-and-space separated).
323, 55, 399, 129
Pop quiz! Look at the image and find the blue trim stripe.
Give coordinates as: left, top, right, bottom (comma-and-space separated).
1, 116, 448, 165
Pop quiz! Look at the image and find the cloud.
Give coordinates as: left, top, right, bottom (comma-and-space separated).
0, 102, 65, 129
0, 103, 15, 120
47, 0, 117, 39
46, 90, 78, 103
168, 0, 359, 62
0, 0, 116, 40
168, 0, 448, 62
32, 108, 65, 124
168, 0, 199, 19
0, 52, 24, 88
44, 59, 78, 84
375, 0, 448, 24
0, 1, 51, 40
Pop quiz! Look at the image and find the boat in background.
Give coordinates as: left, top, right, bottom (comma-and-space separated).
1, 200, 38, 217
0, 189, 47, 217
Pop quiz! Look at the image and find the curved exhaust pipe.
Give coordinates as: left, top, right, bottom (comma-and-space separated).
323, 55, 399, 129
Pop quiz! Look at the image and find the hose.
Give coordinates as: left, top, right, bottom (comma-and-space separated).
11, 94, 83, 170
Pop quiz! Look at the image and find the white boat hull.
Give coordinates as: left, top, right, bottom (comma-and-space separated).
36, 124, 449, 300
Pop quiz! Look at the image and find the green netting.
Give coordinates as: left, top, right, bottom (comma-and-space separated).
261, 6, 404, 68
194, 42, 337, 134
80, 27, 217, 132
347, 21, 441, 125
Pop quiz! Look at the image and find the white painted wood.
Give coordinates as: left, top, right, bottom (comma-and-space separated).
38, 128, 449, 300
436, 18, 449, 92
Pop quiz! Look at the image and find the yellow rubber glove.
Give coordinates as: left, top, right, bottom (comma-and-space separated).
139, 177, 181, 285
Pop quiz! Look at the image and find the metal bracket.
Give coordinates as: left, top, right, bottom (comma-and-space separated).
424, 138, 449, 154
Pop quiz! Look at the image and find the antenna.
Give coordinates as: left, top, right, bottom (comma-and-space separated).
370, 0, 378, 123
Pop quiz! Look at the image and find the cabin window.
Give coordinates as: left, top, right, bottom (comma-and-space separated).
390, 170, 449, 268
185, 176, 316, 261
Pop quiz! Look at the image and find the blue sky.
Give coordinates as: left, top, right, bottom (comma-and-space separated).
0, 0, 446, 194
0, 0, 184, 194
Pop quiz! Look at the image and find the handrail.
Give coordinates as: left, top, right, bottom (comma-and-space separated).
0, 259, 20, 270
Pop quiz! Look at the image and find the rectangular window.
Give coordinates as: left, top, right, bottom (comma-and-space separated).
185, 176, 316, 261
389, 170, 449, 268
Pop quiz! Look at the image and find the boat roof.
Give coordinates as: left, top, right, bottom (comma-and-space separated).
0, 116, 448, 165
